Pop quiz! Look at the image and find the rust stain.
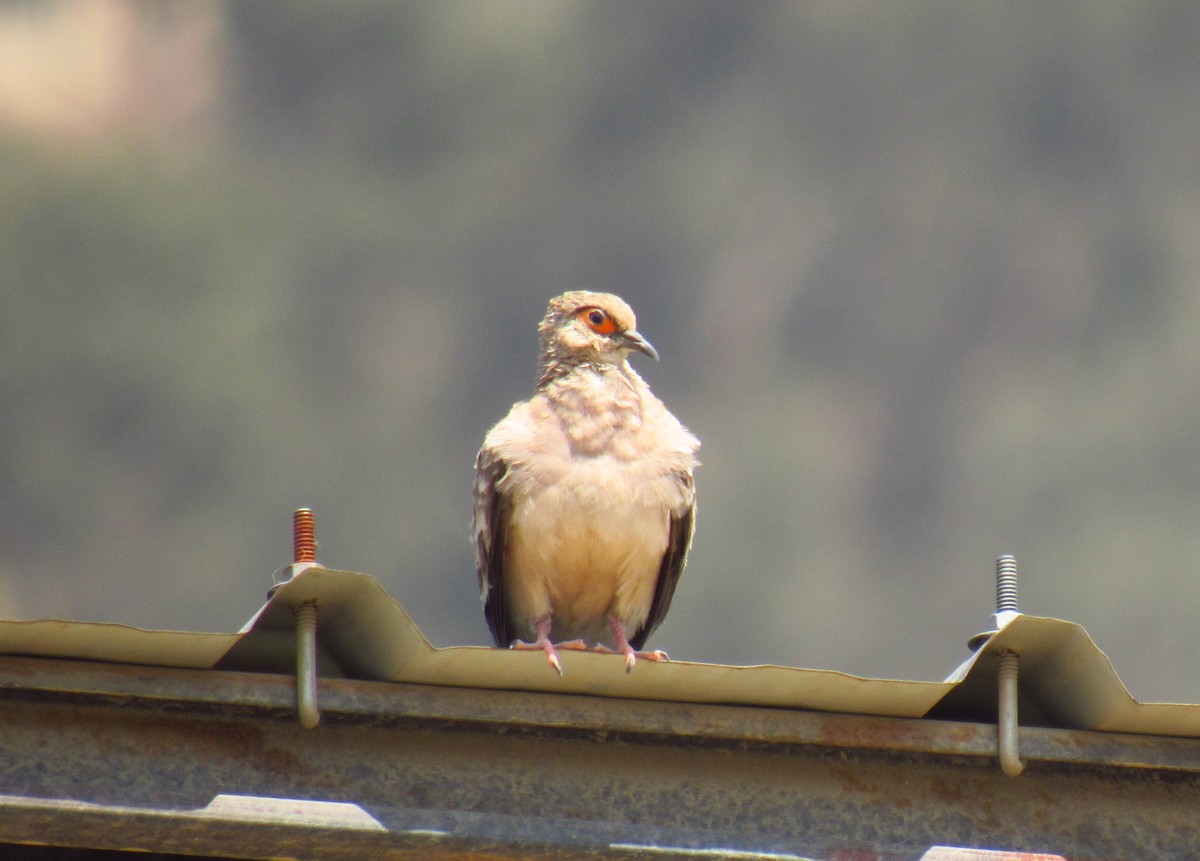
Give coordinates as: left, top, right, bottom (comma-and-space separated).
830, 766, 882, 796
819, 715, 928, 749
927, 775, 967, 806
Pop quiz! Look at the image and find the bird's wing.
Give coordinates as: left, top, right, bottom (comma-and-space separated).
630, 472, 696, 651
472, 446, 512, 647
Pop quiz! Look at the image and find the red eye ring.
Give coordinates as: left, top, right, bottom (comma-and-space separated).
578, 307, 618, 335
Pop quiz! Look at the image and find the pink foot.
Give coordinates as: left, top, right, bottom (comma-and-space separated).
607, 614, 671, 673
509, 619, 587, 675
555, 639, 591, 651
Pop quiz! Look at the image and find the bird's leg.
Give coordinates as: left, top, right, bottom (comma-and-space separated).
509, 617, 564, 674
606, 614, 670, 673
509, 617, 588, 675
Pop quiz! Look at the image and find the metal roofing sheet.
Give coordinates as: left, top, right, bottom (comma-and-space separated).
0, 565, 1196, 737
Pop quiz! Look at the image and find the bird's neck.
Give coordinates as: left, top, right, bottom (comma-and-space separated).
537, 352, 630, 390
539, 361, 649, 456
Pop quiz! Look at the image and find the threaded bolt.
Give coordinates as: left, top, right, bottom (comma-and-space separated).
997, 649, 1020, 682
996, 554, 1019, 613
293, 508, 317, 563
967, 552, 1023, 651
294, 600, 320, 729
996, 649, 1025, 776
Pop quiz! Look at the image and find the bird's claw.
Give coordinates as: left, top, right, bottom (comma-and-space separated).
593, 644, 670, 672
509, 637, 562, 675
509, 637, 590, 675
624, 648, 669, 672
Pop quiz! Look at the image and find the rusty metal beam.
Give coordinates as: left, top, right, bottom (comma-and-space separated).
0, 655, 1197, 860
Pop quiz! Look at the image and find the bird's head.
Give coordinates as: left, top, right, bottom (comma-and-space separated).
538, 292, 659, 377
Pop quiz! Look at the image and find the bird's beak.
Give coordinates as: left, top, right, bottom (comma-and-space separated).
622, 329, 660, 362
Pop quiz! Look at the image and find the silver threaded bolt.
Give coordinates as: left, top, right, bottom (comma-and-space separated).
967, 553, 1022, 651
996, 648, 1025, 776
996, 554, 1019, 613
294, 600, 320, 729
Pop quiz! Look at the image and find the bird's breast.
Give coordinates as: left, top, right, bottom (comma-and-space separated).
504, 463, 672, 643
551, 371, 645, 457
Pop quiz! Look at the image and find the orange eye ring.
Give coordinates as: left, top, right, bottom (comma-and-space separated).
578, 307, 618, 335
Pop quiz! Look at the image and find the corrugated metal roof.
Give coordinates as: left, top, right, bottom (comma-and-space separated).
0, 564, 1196, 737
2, 572, 1200, 859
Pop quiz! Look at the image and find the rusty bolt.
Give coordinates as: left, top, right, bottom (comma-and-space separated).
293, 508, 317, 563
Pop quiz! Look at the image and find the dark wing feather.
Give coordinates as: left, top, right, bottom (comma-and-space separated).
472, 447, 512, 647
629, 472, 696, 651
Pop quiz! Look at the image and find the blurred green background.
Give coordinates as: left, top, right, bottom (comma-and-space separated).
3, 0, 1199, 701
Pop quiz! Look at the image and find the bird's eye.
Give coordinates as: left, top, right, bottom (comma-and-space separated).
579, 307, 618, 335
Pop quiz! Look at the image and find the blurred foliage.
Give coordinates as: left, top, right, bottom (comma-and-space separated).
3, 0, 1200, 700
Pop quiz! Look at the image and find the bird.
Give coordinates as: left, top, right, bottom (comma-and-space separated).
472, 291, 699, 674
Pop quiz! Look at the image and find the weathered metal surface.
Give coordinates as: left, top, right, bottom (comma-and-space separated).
0, 655, 1195, 860
4, 567, 1200, 745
